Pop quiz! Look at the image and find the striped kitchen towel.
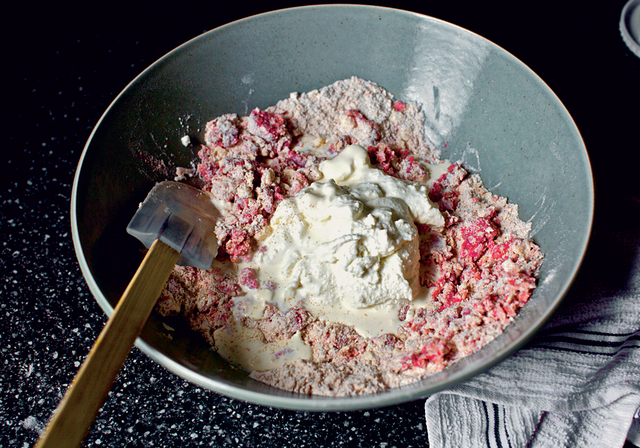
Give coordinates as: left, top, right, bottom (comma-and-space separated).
425, 204, 640, 448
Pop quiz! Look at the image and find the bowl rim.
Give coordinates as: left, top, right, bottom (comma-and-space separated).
70, 4, 594, 411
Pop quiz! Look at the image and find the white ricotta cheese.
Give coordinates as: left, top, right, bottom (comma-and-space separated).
232, 145, 444, 339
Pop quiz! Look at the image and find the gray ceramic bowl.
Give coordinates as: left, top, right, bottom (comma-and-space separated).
71, 5, 593, 411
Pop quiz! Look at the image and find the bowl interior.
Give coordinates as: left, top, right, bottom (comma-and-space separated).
71, 5, 593, 411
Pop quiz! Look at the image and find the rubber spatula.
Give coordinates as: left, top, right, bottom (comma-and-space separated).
36, 181, 221, 448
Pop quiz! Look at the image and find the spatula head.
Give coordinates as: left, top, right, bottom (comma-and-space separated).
126, 181, 220, 270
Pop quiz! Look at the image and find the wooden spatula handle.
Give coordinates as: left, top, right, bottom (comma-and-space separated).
36, 240, 180, 448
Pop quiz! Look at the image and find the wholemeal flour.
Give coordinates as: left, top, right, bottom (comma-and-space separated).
158, 77, 543, 396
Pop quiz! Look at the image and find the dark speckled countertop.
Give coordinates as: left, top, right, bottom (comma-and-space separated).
3, 2, 638, 447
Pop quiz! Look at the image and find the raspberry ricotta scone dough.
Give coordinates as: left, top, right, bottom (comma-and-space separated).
158, 77, 544, 396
